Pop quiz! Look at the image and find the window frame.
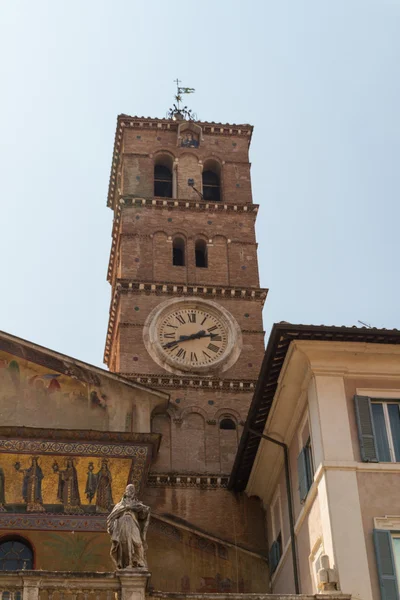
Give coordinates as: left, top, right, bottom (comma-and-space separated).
371, 400, 400, 463
269, 487, 284, 574
393, 533, 400, 583
0, 536, 34, 571
297, 412, 315, 502
356, 390, 400, 463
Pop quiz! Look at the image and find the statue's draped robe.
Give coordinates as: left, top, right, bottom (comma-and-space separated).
96, 469, 113, 511
107, 497, 149, 568
0, 468, 5, 504
22, 463, 43, 503
57, 464, 81, 506
85, 466, 113, 511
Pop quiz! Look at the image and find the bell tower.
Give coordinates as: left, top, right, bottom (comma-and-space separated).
105, 110, 267, 476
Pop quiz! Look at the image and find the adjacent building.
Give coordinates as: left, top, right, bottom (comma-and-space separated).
230, 322, 400, 600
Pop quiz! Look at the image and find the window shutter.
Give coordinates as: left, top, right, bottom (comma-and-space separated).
373, 529, 399, 600
354, 395, 379, 462
297, 448, 309, 502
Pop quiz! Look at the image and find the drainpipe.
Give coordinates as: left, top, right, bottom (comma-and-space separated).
248, 427, 300, 594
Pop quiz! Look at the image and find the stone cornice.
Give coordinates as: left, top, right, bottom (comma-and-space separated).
104, 282, 268, 363
147, 473, 229, 489
119, 372, 257, 392
108, 115, 253, 209
107, 199, 258, 282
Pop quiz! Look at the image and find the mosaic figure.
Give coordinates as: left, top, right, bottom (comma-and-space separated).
53, 458, 83, 514
181, 131, 199, 148
85, 459, 114, 512
15, 457, 45, 512
107, 483, 150, 569
0, 466, 5, 511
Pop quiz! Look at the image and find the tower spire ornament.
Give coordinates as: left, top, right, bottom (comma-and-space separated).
167, 79, 197, 121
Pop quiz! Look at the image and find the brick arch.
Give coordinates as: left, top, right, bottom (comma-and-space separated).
171, 231, 188, 241
152, 230, 169, 238
214, 407, 241, 424
217, 410, 240, 474
151, 412, 172, 471
201, 156, 224, 172
211, 234, 228, 243
153, 149, 176, 161
173, 406, 207, 473
194, 233, 209, 243
179, 150, 202, 161
180, 405, 208, 421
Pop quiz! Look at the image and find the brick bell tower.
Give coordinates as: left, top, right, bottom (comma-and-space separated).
104, 105, 267, 477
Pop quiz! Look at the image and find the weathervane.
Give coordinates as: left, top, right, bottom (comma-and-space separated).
167, 79, 197, 121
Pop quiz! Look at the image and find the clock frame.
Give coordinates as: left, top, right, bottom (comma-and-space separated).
143, 297, 242, 375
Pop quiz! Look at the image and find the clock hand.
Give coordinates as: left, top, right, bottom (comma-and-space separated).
163, 330, 218, 349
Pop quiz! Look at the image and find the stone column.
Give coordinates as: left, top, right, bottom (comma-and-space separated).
22, 576, 41, 600
117, 569, 151, 600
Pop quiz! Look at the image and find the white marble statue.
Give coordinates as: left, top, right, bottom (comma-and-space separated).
107, 484, 150, 569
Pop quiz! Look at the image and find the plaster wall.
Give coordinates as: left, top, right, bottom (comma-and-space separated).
143, 486, 267, 553
0, 524, 268, 594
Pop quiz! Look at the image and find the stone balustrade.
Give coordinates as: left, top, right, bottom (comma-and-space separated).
0, 572, 352, 600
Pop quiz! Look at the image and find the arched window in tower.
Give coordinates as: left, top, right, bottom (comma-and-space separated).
0, 537, 34, 571
154, 155, 173, 198
219, 417, 236, 430
173, 237, 185, 266
202, 160, 221, 202
195, 240, 208, 268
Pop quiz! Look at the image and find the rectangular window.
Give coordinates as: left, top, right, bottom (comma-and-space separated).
298, 434, 314, 502
269, 491, 283, 574
355, 396, 400, 463
374, 529, 400, 599
393, 536, 400, 583
372, 401, 400, 462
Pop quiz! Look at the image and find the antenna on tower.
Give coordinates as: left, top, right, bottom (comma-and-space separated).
167, 79, 197, 121
358, 320, 373, 328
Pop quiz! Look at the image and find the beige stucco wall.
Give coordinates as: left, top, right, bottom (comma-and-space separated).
247, 341, 400, 599
357, 471, 400, 600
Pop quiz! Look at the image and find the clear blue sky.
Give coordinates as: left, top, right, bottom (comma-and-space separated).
1, 0, 399, 368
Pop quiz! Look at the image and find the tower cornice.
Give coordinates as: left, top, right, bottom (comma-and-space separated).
104, 280, 268, 364
118, 371, 258, 393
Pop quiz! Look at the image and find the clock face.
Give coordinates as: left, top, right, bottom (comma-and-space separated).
158, 306, 228, 368
144, 298, 242, 375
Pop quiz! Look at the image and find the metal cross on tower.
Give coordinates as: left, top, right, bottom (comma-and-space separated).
167, 79, 196, 121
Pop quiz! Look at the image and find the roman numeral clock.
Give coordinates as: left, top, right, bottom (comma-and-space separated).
143, 298, 242, 375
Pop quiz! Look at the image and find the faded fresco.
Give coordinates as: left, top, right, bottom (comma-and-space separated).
0, 350, 108, 412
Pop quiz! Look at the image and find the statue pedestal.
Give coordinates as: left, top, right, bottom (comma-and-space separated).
117, 569, 151, 600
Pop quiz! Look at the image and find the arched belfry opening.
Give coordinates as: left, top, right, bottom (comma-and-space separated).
173, 237, 185, 266
195, 239, 208, 268
154, 155, 173, 198
202, 160, 221, 202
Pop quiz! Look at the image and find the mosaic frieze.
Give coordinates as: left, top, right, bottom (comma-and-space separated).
0, 440, 149, 516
